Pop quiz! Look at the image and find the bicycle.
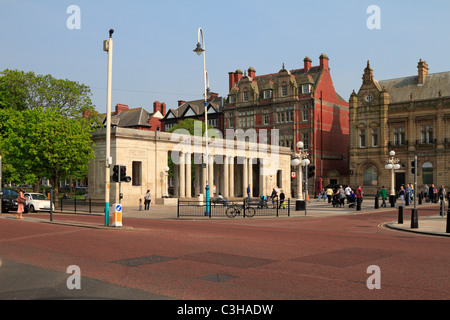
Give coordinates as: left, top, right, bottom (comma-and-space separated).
225, 203, 256, 218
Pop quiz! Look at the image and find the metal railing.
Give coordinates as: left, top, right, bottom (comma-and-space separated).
177, 198, 290, 218
59, 198, 105, 214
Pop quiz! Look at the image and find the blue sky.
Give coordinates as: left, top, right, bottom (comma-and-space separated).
1, 0, 450, 114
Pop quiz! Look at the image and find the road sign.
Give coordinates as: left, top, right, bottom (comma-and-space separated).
112, 203, 122, 227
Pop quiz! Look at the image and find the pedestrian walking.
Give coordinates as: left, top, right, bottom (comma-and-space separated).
326, 187, 333, 203
270, 188, 278, 208
16, 188, 27, 219
398, 186, 405, 205
144, 190, 151, 210
247, 184, 251, 200
334, 185, 346, 208
345, 185, 352, 204
379, 186, 388, 207
278, 190, 286, 209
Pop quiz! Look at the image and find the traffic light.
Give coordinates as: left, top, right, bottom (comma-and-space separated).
112, 165, 119, 182
308, 165, 316, 178
411, 160, 418, 175
119, 165, 131, 183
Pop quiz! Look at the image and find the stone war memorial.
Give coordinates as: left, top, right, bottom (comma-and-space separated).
88, 126, 293, 207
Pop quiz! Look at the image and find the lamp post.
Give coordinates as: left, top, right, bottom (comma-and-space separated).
193, 27, 210, 216
103, 29, 114, 226
385, 150, 401, 207
291, 141, 309, 211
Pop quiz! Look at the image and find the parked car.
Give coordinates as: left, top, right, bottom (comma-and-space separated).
1, 189, 19, 213
24, 193, 55, 212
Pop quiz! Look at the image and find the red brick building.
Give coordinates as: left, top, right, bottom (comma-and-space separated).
103, 101, 166, 131
223, 54, 349, 194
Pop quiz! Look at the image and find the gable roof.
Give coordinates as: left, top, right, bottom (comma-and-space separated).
161, 96, 223, 120
379, 71, 450, 103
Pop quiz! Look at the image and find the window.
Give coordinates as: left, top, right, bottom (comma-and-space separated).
243, 91, 249, 102
301, 84, 311, 94
363, 166, 378, 186
264, 114, 269, 125
301, 132, 309, 150
132, 161, 142, 186
238, 110, 254, 128
421, 125, 434, 144
422, 162, 433, 185
165, 123, 175, 131
262, 90, 272, 99
228, 95, 236, 104
394, 127, 406, 146
372, 128, 378, 147
208, 118, 218, 127
302, 105, 309, 122
281, 86, 288, 97
360, 129, 366, 147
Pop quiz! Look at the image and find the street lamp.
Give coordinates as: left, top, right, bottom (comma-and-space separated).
291, 141, 309, 211
193, 27, 210, 216
103, 28, 114, 226
385, 150, 401, 207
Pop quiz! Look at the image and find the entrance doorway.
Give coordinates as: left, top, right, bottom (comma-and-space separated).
395, 172, 405, 192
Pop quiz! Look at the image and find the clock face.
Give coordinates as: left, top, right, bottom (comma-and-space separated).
365, 95, 373, 102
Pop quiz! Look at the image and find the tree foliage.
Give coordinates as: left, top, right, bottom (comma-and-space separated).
0, 69, 100, 190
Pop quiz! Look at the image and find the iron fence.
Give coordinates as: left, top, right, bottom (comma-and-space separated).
177, 198, 290, 218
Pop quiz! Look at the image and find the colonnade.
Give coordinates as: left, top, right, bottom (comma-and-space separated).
172, 152, 268, 198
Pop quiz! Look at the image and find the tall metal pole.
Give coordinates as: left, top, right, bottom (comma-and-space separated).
104, 29, 114, 226
194, 27, 209, 216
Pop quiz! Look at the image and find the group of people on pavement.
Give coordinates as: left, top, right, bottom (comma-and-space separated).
318, 185, 363, 208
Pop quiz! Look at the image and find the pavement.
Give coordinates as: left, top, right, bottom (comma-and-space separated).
1, 197, 449, 237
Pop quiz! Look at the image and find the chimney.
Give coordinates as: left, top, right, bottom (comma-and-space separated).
115, 104, 129, 115
178, 100, 186, 107
228, 72, 235, 91
161, 102, 166, 116
153, 101, 161, 114
319, 53, 329, 71
248, 67, 256, 78
234, 69, 243, 85
304, 56, 312, 73
417, 59, 428, 84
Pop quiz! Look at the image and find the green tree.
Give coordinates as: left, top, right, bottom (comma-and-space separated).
0, 69, 98, 119
0, 108, 95, 192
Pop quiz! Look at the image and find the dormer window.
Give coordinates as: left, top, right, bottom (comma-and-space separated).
262, 90, 272, 99
301, 84, 311, 94
281, 86, 288, 97
243, 91, 249, 102
228, 94, 236, 104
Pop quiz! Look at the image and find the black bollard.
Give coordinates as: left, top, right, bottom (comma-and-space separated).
418, 192, 422, 205
411, 209, 418, 229
374, 196, 379, 209
440, 199, 445, 217
398, 206, 403, 224
405, 195, 409, 206
390, 195, 395, 208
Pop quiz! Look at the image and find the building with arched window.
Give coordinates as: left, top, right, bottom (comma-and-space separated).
349, 59, 450, 195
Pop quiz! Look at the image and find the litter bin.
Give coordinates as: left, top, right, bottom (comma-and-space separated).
197, 193, 204, 206
296, 200, 305, 211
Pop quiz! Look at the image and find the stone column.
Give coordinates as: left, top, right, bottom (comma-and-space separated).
179, 152, 185, 198
195, 163, 200, 196
185, 153, 191, 198
174, 164, 179, 197
229, 156, 234, 197
208, 155, 214, 195
248, 157, 253, 197
223, 156, 229, 198
243, 157, 248, 197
